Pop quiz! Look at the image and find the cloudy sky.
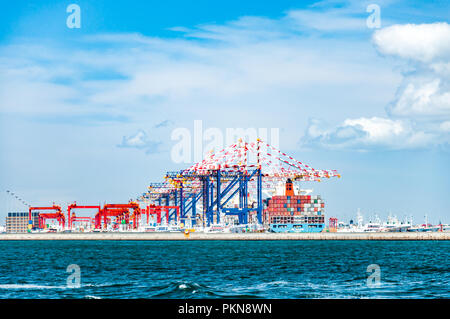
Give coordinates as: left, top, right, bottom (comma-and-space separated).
0, 0, 449, 223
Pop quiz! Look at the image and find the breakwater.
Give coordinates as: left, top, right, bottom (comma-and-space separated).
0, 232, 449, 240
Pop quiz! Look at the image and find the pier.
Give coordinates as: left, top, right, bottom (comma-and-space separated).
0, 232, 449, 241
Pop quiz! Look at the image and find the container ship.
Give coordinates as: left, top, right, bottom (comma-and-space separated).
265, 179, 325, 233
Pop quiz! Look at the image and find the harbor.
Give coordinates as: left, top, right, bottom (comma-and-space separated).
4, 140, 344, 235
3, 140, 448, 236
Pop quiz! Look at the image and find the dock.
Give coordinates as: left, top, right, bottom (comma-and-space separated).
0, 232, 449, 240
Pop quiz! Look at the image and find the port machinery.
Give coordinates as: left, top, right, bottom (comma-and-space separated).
27, 139, 339, 231
139, 138, 340, 227
94, 202, 142, 230
29, 205, 66, 230
67, 203, 100, 229
27, 202, 135, 231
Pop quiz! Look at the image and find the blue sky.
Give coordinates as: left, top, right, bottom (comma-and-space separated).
0, 0, 449, 224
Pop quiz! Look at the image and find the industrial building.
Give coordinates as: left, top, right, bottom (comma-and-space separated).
6, 212, 39, 233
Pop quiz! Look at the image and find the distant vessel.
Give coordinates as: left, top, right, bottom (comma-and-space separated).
364, 218, 382, 232
338, 210, 411, 232
337, 209, 365, 232
381, 214, 411, 232
408, 225, 440, 232
168, 224, 182, 232
407, 215, 440, 232
142, 224, 157, 232
204, 224, 230, 233
338, 211, 443, 233
155, 225, 169, 232
229, 224, 248, 233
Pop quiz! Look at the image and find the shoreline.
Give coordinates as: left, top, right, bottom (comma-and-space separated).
0, 232, 449, 240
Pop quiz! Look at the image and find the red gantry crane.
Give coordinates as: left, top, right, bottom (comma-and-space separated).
102, 202, 141, 229
94, 202, 141, 230
67, 203, 100, 230
29, 205, 65, 230
95, 207, 131, 230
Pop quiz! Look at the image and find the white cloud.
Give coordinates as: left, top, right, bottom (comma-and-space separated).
303, 117, 436, 150
287, 9, 365, 32
303, 22, 450, 151
373, 23, 450, 63
3, 9, 445, 154
343, 117, 405, 141
118, 130, 161, 154
440, 121, 450, 132
0, 8, 395, 123
154, 120, 173, 128
171, 4, 369, 43
373, 22, 450, 119
391, 78, 450, 117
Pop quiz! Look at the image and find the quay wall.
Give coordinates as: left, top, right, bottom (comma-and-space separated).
0, 232, 449, 240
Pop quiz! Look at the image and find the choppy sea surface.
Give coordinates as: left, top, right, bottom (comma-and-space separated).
0, 240, 448, 299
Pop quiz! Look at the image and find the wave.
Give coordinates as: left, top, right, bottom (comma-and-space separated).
147, 280, 262, 298
0, 282, 130, 290
409, 266, 448, 274
149, 280, 218, 298
0, 284, 67, 290
82, 282, 131, 288
151, 280, 272, 299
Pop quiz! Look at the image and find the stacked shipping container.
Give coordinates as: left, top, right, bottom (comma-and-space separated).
264, 180, 326, 232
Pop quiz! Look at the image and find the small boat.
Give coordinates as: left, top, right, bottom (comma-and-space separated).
364, 221, 382, 232
408, 215, 440, 232
168, 225, 182, 232
382, 214, 411, 232
229, 224, 248, 233
204, 224, 228, 233
155, 225, 169, 232
142, 225, 156, 232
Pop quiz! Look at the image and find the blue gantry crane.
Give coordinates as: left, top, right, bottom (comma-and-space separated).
138, 139, 339, 227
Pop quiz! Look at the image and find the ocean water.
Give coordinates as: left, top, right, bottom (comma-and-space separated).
0, 240, 448, 299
